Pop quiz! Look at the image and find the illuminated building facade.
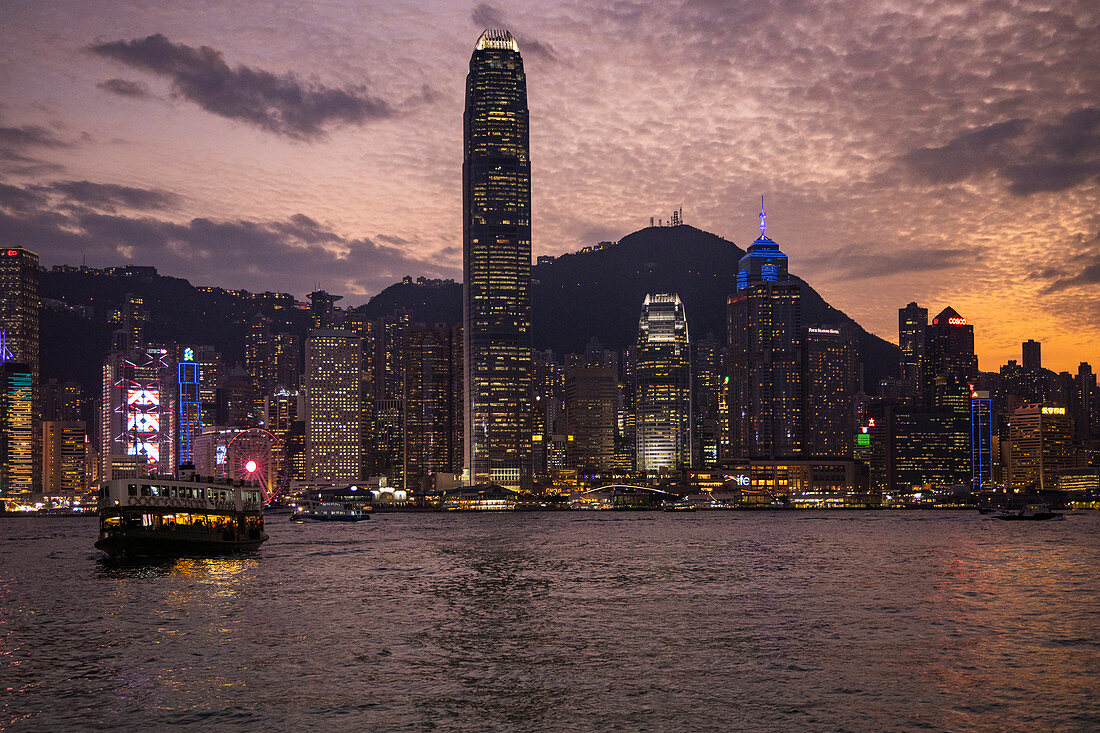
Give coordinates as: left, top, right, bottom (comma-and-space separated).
898, 302, 926, 384
177, 349, 201, 466
1, 362, 34, 492
403, 325, 463, 491
42, 420, 86, 495
728, 203, 802, 459
693, 334, 723, 468
883, 408, 970, 495
634, 294, 691, 472
970, 391, 993, 492
305, 330, 361, 483
565, 367, 619, 472
1007, 403, 1072, 491
100, 348, 175, 479
0, 249, 39, 385
463, 29, 532, 489
803, 326, 856, 458
922, 307, 978, 414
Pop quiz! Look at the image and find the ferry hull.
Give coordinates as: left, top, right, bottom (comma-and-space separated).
95, 532, 266, 558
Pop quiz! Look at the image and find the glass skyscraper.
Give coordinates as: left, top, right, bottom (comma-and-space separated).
728, 204, 803, 459
462, 29, 532, 489
634, 294, 692, 473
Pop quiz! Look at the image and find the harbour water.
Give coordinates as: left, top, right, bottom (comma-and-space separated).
2, 511, 1098, 731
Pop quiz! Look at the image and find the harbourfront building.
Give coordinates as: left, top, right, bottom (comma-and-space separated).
634, 294, 692, 472
1006, 403, 1072, 492
462, 29, 533, 489
0, 361, 34, 492
727, 203, 802, 459
1, 248, 41, 387
305, 330, 361, 483
1, 248, 40, 491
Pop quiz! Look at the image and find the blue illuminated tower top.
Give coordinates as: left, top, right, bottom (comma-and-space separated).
736, 197, 789, 291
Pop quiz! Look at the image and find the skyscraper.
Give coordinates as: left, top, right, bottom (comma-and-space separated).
0, 248, 39, 383
462, 29, 532, 489
1, 248, 40, 490
898, 302, 926, 387
634, 294, 692, 472
803, 325, 856, 457
403, 324, 462, 491
1007, 404, 1072, 491
565, 367, 619, 473
728, 202, 802, 459
0, 361, 33, 492
922, 307, 978, 414
1022, 339, 1041, 371
305, 330, 361, 483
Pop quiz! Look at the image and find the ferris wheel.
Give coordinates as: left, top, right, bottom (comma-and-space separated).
224, 428, 286, 501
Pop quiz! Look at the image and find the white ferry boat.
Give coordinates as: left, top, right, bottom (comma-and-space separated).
95, 475, 267, 558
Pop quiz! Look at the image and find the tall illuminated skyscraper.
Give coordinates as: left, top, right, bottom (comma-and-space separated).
305, 330, 361, 483
634, 294, 692, 473
898, 302, 927, 387
0, 248, 40, 386
728, 202, 802, 459
462, 29, 532, 489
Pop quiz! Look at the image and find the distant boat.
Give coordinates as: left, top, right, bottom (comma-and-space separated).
990, 502, 1063, 521
291, 500, 370, 522
662, 498, 697, 512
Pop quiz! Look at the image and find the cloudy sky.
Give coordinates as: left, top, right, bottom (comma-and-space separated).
1, 0, 1097, 371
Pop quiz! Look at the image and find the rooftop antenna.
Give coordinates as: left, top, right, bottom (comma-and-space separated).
759, 195, 767, 238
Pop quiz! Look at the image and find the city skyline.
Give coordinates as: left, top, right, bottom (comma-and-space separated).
0, 1, 1097, 373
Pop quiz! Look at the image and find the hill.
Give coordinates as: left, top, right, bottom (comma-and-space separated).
37, 224, 899, 403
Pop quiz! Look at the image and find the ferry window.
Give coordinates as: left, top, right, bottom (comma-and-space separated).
141, 486, 150, 497
170, 487, 177, 498
128, 484, 137, 496
103, 516, 120, 528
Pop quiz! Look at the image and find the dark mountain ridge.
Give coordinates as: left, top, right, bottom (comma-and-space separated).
38, 224, 899, 400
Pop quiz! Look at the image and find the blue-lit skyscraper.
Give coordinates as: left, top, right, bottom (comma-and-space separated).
178, 348, 201, 467
970, 390, 993, 493
727, 200, 803, 459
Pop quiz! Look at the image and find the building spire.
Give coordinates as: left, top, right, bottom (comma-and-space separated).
759, 195, 767, 238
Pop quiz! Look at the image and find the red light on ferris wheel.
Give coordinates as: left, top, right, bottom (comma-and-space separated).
245, 459, 257, 473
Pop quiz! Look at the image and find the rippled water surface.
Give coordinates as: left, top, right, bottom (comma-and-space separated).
2, 511, 1098, 731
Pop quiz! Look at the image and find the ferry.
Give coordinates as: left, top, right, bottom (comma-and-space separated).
291, 499, 371, 522
95, 474, 268, 558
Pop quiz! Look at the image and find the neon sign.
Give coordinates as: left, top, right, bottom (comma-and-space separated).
948, 317, 966, 325
5, 250, 17, 256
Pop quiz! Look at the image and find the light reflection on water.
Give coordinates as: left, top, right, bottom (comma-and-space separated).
1, 511, 1098, 731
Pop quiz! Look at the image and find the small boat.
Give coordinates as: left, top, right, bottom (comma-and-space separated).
291, 500, 370, 522
96, 475, 267, 558
991, 502, 1063, 521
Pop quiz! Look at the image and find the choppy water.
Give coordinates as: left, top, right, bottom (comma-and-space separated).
2, 511, 1098, 731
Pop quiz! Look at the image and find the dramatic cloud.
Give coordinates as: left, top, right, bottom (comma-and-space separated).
803, 243, 976, 282
0, 180, 456, 298
903, 108, 1100, 195
0, 111, 70, 175
88, 34, 394, 139
96, 78, 151, 98
43, 180, 179, 211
